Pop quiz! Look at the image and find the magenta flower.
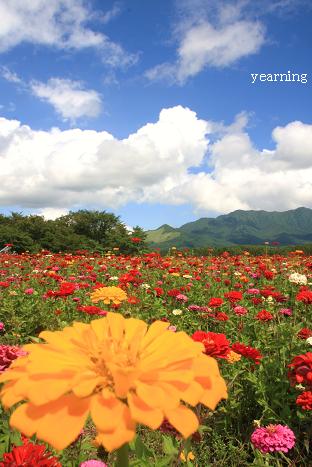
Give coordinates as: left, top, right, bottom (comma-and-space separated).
0, 322, 5, 332
80, 461, 107, 467
188, 304, 201, 311
279, 308, 292, 316
0, 345, 27, 372
247, 288, 260, 295
251, 424, 295, 454
234, 306, 248, 315
24, 288, 34, 294
176, 293, 188, 302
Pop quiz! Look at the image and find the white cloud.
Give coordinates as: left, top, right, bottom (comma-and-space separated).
31, 78, 102, 121
101, 3, 122, 24
146, 1, 266, 83
0, 66, 22, 83
38, 207, 69, 220
0, 108, 311, 216
177, 20, 264, 81
0, 0, 137, 68
272, 121, 312, 168
0, 107, 209, 209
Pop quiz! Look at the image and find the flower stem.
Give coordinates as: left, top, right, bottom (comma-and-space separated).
115, 443, 129, 467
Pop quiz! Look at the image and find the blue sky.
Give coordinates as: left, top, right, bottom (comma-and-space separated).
0, 0, 311, 229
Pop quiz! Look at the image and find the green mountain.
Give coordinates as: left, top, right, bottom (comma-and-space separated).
146, 207, 312, 248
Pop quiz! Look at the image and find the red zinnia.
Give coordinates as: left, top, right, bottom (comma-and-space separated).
192, 331, 230, 359
288, 352, 312, 387
0, 438, 61, 466
127, 296, 140, 304
153, 287, 164, 297
296, 290, 312, 305
77, 305, 107, 316
208, 297, 223, 307
215, 312, 229, 321
231, 342, 263, 365
296, 391, 312, 410
224, 291, 242, 303
297, 328, 312, 340
131, 237, 142, 243
45, 282, 77, 298
167, 288, 181, 297
256, 310, 274, 322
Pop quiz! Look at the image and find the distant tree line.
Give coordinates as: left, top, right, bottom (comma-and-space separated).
0, 210, 147, 254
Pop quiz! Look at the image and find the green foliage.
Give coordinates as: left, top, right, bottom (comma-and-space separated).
0, 210, 148, 253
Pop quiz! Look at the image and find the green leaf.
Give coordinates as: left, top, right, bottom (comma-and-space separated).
130, 460, 151, 467
10, 431, 23, 447
0, 435, 10, 457
28, 336, 41, 343
154, 455, 177, 467
162, 435, 178, 456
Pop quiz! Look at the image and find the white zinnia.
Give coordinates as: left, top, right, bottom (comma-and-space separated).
172, 309, 183, 316
289, 272, 308, 285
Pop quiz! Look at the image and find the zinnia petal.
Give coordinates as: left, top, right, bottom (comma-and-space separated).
94, 404, 136, 452
164, 405, 199, 438
90, 393, 127, 432
127, 392, 163, 429
10, 395, 90, 450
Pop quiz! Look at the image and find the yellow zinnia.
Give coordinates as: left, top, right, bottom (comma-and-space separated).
0, 313, 227, 452
91, 286, 127, 305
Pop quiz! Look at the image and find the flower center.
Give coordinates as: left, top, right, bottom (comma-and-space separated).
266, 424, 277, 434
88, 339, 139, 395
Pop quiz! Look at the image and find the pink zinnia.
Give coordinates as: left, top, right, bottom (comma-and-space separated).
175, 293, 188, 302
0, 345, 27, 372
279, 308, 292, 316
251, 424, 295, 453
247, 288, 260, 295
234, 306, 248, 315
80, 461, 107, 467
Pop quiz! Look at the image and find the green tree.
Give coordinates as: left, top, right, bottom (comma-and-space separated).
57, 210, 121, 244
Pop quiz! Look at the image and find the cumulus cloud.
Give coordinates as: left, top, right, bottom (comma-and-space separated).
146, 1, 266, 84
31, 78, 102, 122
0, 107, 311, 216
0, 0, 137, 68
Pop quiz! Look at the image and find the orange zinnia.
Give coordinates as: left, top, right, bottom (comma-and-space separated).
0, 313, 227, 452
90, 286, 127, 305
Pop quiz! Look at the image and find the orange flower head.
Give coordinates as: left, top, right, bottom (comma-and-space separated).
91, 286, 127, 305
0, 313, 227, 452
226, 350, 242, 364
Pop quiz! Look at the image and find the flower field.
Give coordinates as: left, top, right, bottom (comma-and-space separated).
0, 249, 311, 466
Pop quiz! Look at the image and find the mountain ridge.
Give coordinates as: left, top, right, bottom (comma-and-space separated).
146, 207, 312, 248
